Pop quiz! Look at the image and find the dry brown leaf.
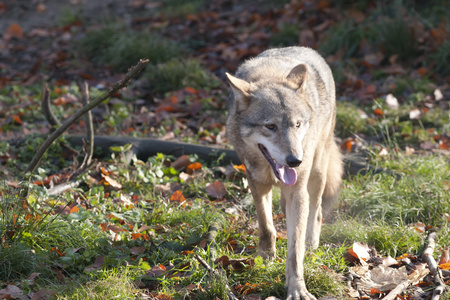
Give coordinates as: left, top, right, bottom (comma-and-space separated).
3, 23, 23, 41
146, 264, 167, 277
102, 175, 123, 189
171, 155, 191, 170
84, 256, 104, 272
130, 246, 146, 255
205, 181, 226, 199
31, 289, 56, 300
0, 285, 23, 299
348, 242, 371, 263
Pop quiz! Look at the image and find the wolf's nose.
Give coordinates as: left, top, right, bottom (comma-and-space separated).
286, 155, 302, 167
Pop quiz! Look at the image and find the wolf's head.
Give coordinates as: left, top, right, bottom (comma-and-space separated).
226, 64, 312, 186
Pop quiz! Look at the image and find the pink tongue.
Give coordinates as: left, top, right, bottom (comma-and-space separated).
275, 162, 297, 186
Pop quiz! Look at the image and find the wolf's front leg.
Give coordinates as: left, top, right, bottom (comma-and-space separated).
284, 187, 317, 300
249, 179, 276, 260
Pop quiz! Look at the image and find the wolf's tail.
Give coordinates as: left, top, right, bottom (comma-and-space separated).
322, 140, 344, 215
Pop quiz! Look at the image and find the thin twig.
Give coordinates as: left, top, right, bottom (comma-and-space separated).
194, 254, 238, 300
78, 80, 94, 169
41, 82, 61, 127
24, 59, 149, 176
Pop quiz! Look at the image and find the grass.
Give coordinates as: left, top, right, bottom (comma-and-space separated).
144, 58, 220, 95
57, 269, 142, 299
269, 23, 300, 47
77, 24, 183, 71
430, 40, 450, 76
3, 134, 448, 299
159, 0, 206, 18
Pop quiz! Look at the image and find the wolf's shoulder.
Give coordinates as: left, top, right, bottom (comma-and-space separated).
257, 46, 321, 60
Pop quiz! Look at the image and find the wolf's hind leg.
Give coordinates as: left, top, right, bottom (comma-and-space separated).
249, 179, 276, 259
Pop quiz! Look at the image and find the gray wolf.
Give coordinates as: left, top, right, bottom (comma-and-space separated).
226, 46, 343, 300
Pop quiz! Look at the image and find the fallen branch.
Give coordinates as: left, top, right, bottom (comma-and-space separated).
422, 231, 447, 300
194, 254, 238, 300
66, 135, 241, 165
47, 180, 81, 196
24, 59, 149, 176
206, 220, 221, 267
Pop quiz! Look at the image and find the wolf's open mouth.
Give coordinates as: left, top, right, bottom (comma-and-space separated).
258, 144, 298, 186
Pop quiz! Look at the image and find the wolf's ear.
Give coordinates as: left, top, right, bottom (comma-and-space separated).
226, 72, 251, 110
286, 64, 307, 90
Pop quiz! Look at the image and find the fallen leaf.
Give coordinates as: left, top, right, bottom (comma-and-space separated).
378, 147, 389, 156
347, 242, 371, 263
373, 108, 383, 116
100, 223, 127, 233
434, 89, 444, 101
84, 256, 104, 272
10, 114, 23, 125
385, 93, 399, 109
405, 146, 415, 155
101, 175, 123, 189
25, 272, 41, 285
233, 164, 246, 173
31, 289, 56, 300
170, 190, 186, 202
36, 3, 46, 12
417, 67, 428, 76
438, 246, 450, 265
155, 294, 173, 300
130, 246, 146, 255
0, 285, 23, 299
205, 181, 226, 199
69, 206, 79, 214
146, 264, 167, 277
186, 162, 202, 174
171, 155, 191, 170
3, 23, 23, 41
409, 108, 421, 120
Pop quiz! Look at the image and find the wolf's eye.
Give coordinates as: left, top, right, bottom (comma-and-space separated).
296, 121, 301, 128
265, 124, 277, 131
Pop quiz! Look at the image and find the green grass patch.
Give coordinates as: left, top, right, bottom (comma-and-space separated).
144, 58, 220, 95
77, 24, 183, 71
335, 101, 370, 138
269, 23, 299, 47
159, 0, 206, 18
340, 153, 450, 227
56, 269, 141, 299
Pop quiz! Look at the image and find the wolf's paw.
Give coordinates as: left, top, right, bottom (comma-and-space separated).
257, 248, 276, 260
286, 282, 317, 300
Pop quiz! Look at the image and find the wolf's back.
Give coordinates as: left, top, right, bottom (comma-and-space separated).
234, 47, 335, 102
